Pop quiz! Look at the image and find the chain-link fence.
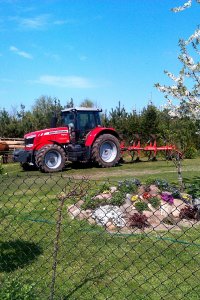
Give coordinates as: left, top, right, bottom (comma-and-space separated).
0, 173, 200, 299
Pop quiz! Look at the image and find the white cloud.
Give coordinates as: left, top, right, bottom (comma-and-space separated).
9, 46, 33, 59
53, 19, 75, 25
35, 75, 96, 88
12, 15, 73, 30
79, 55, 87, 61
18, 14, 50, 30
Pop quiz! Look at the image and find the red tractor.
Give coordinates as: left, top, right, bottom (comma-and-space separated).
13, 107, 121, 172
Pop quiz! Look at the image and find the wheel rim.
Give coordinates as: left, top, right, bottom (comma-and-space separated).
44, 150, 62, 169
100, 141, 117, 163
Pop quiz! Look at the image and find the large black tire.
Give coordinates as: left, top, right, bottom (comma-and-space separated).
36, 144, 66, 173
91, 134, 121, 167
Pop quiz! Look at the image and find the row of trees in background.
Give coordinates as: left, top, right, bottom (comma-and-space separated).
0, 96, 199, 156
1, 2, 199, 156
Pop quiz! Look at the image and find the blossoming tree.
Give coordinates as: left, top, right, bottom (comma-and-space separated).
155, 0, 200, 119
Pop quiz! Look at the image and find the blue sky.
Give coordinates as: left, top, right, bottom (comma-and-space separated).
0, 0, 199, 113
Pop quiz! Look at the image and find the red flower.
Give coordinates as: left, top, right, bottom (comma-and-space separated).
142, 192, 151, 199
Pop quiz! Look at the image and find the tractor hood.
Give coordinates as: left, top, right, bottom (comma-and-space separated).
24, 127, 69, 139
24, 127, 70, 150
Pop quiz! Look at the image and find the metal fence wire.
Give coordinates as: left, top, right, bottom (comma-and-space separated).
0, 173, 200, 300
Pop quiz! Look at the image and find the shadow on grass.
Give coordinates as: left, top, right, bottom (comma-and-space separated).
0, 239, 43, 272
62, 272, 106, 299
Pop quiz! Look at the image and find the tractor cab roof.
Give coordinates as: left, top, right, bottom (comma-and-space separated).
61, 107, 102, 113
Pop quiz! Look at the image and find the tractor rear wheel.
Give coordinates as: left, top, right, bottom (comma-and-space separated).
92, 134, 121, 167
36, 144, 66, 173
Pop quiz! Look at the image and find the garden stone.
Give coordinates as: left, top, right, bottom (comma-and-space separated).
110, 186, 117, 193
160, 203, 172, 217
173, 199, 185, 209
88, 217, 96, 225
193, 199, 200, 220
94, 193, 112, 200
120, 203, 133, 213
77, 212, 87, 220
138, 186, 146, 195
149, 185, 160, 195
107, 223, 116, 231
126, 208, 138, 216
150, 223, 179, 232
76, 200, 84, 208
192, 198, 200, 206
171, 203, 185, 218
92, 205, 125, 227
147, 203, 156, 212
80, 210, 92, 218
67, 205, 81, 218
171, 199, 185, 218
177, 219, 194, 227
148, 215, 161, 226
171, 208, 181, 218
153, 210, 165, 221
85, 209, 92, 215
125, 197, 132, 205
126, 193, 132, 200
143, 210, 154, 218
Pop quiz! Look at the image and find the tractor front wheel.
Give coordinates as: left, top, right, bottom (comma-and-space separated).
92, 134, 121, 167
36, 144, 66, 173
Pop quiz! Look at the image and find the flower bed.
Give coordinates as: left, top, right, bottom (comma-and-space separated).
67, 178, 200, 232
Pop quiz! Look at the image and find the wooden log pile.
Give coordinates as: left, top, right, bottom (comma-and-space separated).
0, 137, 24, 163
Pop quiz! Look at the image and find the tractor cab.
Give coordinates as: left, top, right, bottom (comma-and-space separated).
61, 107, 102, 140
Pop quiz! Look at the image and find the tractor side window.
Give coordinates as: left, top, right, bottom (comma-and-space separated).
77, 112, 97, 132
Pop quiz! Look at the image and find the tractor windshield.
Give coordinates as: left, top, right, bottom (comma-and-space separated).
61, 112, 75, 128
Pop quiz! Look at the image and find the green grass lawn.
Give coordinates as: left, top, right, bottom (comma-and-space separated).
4, 156, 200, 182
0, 159, 200, 299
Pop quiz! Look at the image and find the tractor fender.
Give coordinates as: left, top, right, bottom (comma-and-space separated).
33, 140, 66, 152
85, 127, 120, 147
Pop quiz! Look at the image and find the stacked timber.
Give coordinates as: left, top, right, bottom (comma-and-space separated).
0, 137, 24, 150
0, 138, 24, 163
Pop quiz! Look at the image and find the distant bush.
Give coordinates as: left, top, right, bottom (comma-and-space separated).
184, 147, 198, 159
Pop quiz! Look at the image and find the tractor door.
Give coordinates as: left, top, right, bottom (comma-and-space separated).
76, 111, 101, 138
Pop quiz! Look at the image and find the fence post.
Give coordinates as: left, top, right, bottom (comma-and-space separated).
49, 192, 66, 300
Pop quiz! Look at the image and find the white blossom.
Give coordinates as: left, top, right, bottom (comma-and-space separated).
172, 0, 192, 12
186, 29, 200, 44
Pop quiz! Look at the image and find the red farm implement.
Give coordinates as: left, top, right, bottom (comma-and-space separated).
120, 134, 183, 161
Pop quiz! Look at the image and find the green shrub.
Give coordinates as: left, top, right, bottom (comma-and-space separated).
82, 195, 106, 210
184, 147, 198, 159
135, 201, 149, 213
145, 178, 170, 191
186, 178, 200, 199
98, 182, 111, 193
118, 179, 138, 194
0, 277, 38, 300
110, 191, 125, 206
148, 197, 161, 209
